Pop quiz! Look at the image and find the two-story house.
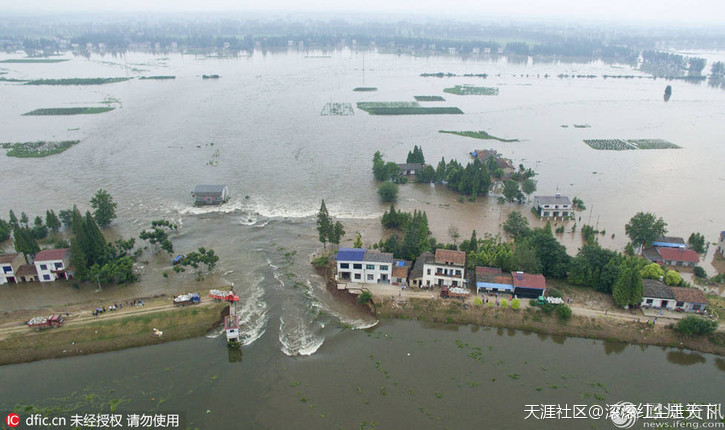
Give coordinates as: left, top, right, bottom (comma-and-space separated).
422, 249, 466, 288
336, 248, 366, 283
534, 194, 572, 218
33, 248, 71, 282
362, 251, 393, 284
0, 253, 25, 285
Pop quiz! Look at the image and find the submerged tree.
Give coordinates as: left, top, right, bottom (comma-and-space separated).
90, 189, 118, 228
139, 219, 177, 254
625, 212, 667, 252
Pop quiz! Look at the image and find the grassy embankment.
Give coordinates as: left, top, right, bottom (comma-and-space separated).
376, 298, 725, 356
2, 140, 80, 157
23, 107, 115, 116
357, 101, 463, 115
439, 130, 519, 142
0, 303, 226, 366
24, 78, 131, 85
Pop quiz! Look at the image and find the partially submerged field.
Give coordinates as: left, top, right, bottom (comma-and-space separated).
584, 138, 681, 151
24, 77, 131, 85
0, 59, 69, 63
443, 85, 499, 95
0, 303, 226, 366
439, 130, 519, 142
23, 107, 115, 116
357, 101, 463, 115
2, 140, 80, 157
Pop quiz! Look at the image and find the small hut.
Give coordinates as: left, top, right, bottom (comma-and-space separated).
192, 185, 230, 205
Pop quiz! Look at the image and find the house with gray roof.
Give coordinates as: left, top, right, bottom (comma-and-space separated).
192, 185, 230, 206
534, 194, 572, 219
362, 251, 394, 284
409, 252, 433, 288
396, 163, 424, 175
335, 248, 393, 284
641, 279, 676, 310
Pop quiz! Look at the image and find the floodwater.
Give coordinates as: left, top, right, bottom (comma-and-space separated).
1, 48, 725, 428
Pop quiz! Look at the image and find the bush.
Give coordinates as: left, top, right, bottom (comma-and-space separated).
511, 298, 521, 310
500, 298, 508, 308
664, 270, 682, 286
540, 303, 556, 314
529, 299, 539, 307
312, 254, 330, 268
693, 266, 707, 279
548, 289, 562, 298
357, 290, 373, 305
378, 182, 399, 202
674, 316, 718, 337
556, 304, 572, 321
473, 297, 483, 306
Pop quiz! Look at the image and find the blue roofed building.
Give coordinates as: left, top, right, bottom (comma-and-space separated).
475, 267, 514, 294
336, 247, 366, 282
652, 236, 686, 249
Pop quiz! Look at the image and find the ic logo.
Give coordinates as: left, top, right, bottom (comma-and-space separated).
6, 413, 20, 427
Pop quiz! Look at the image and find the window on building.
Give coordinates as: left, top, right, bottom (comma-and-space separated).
354, 273, 361, 280
43, 274, 51, 280
2, 266, 11, 273
455, 270, 461, 276
367, 274, 374, 281
543, 212, 549, 217
340, 263, 349, 269
55, 262, 63, 269
692, 304, 702, 311
676, 301, 684, 307
427, 269, 431, 275
380, 265, 388, 271
366, 264, 375, 270
353, 264, 362, 270
40, 264, 48, 270
646, 299, 653, 304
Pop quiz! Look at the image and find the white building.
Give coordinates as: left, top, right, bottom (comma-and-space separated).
0, 253, 25, 285
33, 248, 71, 283
422, 249, 466, 288
362, 252, 393, 284
534, 194, 572, 218
336, 248, 394, 284
336, 248, 366, 283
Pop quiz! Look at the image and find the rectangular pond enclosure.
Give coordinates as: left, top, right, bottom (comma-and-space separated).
192, 185, 230, 205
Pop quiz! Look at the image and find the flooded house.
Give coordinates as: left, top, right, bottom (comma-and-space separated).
534, 194, 572, 219
192, 185, 230, 205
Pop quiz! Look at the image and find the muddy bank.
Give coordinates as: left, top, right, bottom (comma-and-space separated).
376, 298, 725, 357
0, 303, 227, 366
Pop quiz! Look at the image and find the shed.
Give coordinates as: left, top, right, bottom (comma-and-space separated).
511, 271, 546, 298
192, 185, 230, 205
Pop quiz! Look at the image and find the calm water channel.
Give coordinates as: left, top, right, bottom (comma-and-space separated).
1, 49, 724, 428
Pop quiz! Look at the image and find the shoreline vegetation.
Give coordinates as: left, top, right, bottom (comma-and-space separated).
443, 85, 499, 96
414, 95, 445, 101
0, 302, 226, 366
139, 75, 176, 80
353, 87, 377, 91
1, 140, 80, 157
357, 101, 463, 115
374, 298, 725, 357
0, 59, 69, 63
24, 78, 131, 86
439, 130, 519, 142
584, 138, 681, 151
23, 107, 115, 116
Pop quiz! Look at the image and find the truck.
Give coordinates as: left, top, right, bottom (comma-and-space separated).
27, 314, 63, 330
173, 293, 201, 306
440, 287, 470, 299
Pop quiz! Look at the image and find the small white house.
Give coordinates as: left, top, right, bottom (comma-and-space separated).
670, 287, 708, 313
0, 253, 25, 285
422, 249, 466, 288
33, 248, 71, 283
534, 194, 572, 218
641, 279, 676, 310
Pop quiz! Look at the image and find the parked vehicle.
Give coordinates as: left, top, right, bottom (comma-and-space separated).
173, 293, 201, 306
440, 287, 470, 299
27, 314, 63, 329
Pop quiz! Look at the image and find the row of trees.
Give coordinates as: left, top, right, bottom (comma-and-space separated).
374, 207, 431, 261
316, 200, 345, 250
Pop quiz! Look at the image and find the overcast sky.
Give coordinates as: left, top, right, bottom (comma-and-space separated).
1, 0, 723, 25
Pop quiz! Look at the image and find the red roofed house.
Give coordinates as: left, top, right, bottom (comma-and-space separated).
655, 247, 699, 267
33, 248, 71, 282
670, 287, 708, 313
422, 249, 466, 288
511, 271, 546, 298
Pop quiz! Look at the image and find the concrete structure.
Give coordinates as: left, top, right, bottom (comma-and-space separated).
422, 249, 466, 288
336, 248, 366, 283
512, 271, 546, 298
475, 266, 514, 294
362, 251, 393, 284
33, 248, 71, 282
409, 252, 433, 288
641, 279, 675, 310
534, 194, 572, 218
0, 253, 25, 285
396, 163, 424, 175
391, 260, 411, 286
192, 185, 230, 205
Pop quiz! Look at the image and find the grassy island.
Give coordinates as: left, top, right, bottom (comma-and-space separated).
24, 78, 131, 86
584, 138, 681, 151
23, 107, 115, 116
414, 95, 446, 101
439, 130, 519, 142
443, 85, 499, 95
2, 140, 80, 157
0, 59, 69, 63
353, 87, 378, 91
357, 101, 463, 115
139, 75, 176, 80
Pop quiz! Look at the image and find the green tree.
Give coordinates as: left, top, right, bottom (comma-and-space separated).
469, 230, 478, 252
90, 189, 118, 228
378, 182, 399, 202
384, 162, 402, 182
693, 266, 707, 278
45, 210, 61, 232
503, 211, 531, 240
357, 290, 373, 305
8, 210, 18, 228
612, 260, 643, 307
353, 233, 363, 248
406, 145, 425, 164
557, 304, 572, 321
34, 215, 43, 227
521, 178, 537, 201
503, 180, 524, 203
624, 242, 635, 256
675, 316, 718, 337
0, 219, 11, 242
20, 212, 29, 226
58, 209, 73, 228
687, 233, 706, 253
512, 243, 541, 273
13, 226, 39, 262
417, 165, 436, 183
329, 221, 345, 246
316, 199, 332, 249
372, 151, 386, 181
664, 270, 682, 286
625, 212, 667, 251
181, 247, 219, 272
139, 219, 176, 254
435, 157, 447, 183
640, 262, 665, 280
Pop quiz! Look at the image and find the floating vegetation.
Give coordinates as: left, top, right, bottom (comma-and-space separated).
357, 101, 462, 115
23, 107, 115, 116
202, 75, 220, 79
0, 59, 69, 63
414, 95, 445, 101
353, 87, 377, 91
139, 75, 176, 80
443, 85, 498, 95
584, 138, 681, 151
321, 102, 355, 116
439, 130, 519, 142
24, 78, 131, 86
1, 140, 80, 158
0, 77, 27, 82
420, 73, 489, 78
573, 124, 591, 128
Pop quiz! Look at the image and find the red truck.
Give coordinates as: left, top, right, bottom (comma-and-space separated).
27, 314, 64, 329
440, 287, 470, 299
